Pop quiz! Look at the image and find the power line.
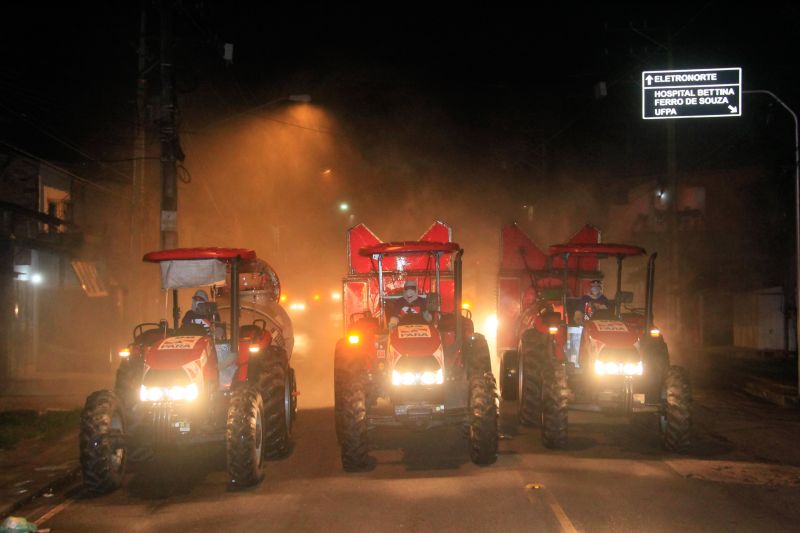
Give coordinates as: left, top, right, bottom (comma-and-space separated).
0, 141, 126, 198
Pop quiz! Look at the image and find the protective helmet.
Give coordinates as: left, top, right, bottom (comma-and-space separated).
192, 289, 209, 312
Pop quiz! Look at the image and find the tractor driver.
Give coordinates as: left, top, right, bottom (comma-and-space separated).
574, 279, 610, 324
388, 280, 432, 328
182, 289, 219, 331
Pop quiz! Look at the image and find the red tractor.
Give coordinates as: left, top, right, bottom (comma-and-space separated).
497, 224, 691, 451
80, 248, 297, 493
334, 222, 498, 470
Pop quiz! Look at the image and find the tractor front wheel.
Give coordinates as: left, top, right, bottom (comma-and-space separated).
80, 390, 126, 494
335, 358, 369, 471
226, 385, 264, 488
541, 362, 569, 449
468, 372, 499, 465
660, 365, 692, 452
518, 332, 546, 426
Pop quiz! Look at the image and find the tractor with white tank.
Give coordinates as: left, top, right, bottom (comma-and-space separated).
79, 248, 296, 493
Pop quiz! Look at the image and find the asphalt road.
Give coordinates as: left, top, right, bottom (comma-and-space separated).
17, 321, 800, 532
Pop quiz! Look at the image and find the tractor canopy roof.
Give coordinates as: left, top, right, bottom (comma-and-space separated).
548, 243, 646, 258
143, 248, 257, 289
359, 241, 461, 257
143, 248, 256, 262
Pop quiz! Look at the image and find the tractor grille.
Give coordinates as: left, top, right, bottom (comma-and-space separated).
149, 402, 175, 445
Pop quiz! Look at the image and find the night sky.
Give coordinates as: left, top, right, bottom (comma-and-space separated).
2, 3, 799, 286
3, 3, 798, 180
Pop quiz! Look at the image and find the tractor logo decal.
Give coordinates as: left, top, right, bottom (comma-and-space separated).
594, 321, 628, 333
397, 325, 432, 338
182, 354, 204, 384
159, 336, 202, 350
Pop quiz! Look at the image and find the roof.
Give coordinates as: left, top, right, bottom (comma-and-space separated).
358, 241, 461, 257
548, 243, 646, 257
143, 248, 257, 263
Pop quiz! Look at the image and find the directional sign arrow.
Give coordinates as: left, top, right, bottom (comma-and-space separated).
645, 75, 653, 86
728, 105, 738, 113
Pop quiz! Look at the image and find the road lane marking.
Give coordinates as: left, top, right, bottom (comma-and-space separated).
33, 496, 76, 526
524, 482, 579, 533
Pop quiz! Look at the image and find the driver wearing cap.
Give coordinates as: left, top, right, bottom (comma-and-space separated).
575, 279, 610, 323
388, 280, 432, 327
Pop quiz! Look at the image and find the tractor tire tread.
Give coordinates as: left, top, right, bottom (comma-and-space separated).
79, 390, 125, 494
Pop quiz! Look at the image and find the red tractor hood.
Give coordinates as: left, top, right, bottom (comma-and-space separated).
583, 320, 641, 349
389, 324, 443, 358
145, 335, 212, 370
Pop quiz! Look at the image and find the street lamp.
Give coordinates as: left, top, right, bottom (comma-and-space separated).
744, 89, 799, 395
192, 94, 312, 133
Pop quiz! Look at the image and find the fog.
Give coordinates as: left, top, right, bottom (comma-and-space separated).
134, 100, 621, 407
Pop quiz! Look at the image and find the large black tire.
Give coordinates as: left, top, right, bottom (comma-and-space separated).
80, 390, 126, 494
334, 354, 369, 471
289, 366, 298, 424
541, 362, 569, 449
499, 350, 519, 401
252, 347, 292, 458
465, 334, 492, 379
661, 365, 692, 452
114, 358, 143, 409
226, 385, 264, 488
518, 331, 547, 426
468, 372, 499, 465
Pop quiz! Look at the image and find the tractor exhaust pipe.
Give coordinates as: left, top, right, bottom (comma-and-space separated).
455, 249, 464, 352
231, 256, 240, 358
645, 253, 657, 332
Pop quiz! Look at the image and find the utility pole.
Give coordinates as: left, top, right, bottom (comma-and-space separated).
131, 0, 148, 322
666, 31, 680, 347
159, 0, 178, 250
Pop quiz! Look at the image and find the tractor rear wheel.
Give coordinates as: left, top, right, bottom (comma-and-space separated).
499, 350, 519, 401
80, 390, 126, 494
465, 334, 492, 379
518, 332, 546, 426
660, 365, 692, 452
226, 385, 264, 488
114, 358, 142, 409
468, 372, 499, 465
254, 347, 292, 458
541, 362, 569, 449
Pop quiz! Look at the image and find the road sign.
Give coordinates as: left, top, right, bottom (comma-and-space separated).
642, 67, 741, 120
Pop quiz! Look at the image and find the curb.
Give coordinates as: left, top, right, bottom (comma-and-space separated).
744, 379, 799, 408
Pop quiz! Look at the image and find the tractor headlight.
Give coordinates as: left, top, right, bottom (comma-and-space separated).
140, 383, 199, 402
594, 360, 643, 377
249, 345, 261, 354
391, 368, 443, 386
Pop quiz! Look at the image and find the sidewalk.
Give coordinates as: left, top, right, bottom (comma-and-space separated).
697, 346, 799, 408
0, 372, 111, 520
0, 430, 79, 519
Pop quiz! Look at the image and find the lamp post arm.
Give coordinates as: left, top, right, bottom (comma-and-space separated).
191, 94, 312, 134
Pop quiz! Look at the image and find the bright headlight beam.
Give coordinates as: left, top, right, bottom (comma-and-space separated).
594, 360, 643, 376
140, 383, 199, 402
391, 368, 443, 386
